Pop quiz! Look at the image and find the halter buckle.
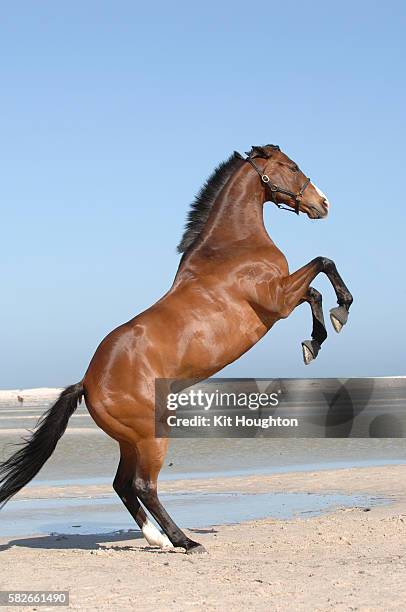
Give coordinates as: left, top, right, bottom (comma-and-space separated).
261, 174, 270, 183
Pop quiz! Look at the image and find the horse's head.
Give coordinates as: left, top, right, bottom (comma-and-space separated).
246, 145, 329, 219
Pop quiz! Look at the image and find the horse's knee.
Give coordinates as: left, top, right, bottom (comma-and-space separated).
314, 256, 336, 273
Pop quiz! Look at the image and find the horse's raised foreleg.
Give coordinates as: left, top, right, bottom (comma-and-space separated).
282, 257, 353, 332
301, 287, 327, 364
133, 438, 207, 554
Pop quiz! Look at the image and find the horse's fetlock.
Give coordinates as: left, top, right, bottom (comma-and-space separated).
319, 327, 328, 343
340, 291, 353, 308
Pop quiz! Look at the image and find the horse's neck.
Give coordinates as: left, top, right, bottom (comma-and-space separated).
185, 164, 270, 260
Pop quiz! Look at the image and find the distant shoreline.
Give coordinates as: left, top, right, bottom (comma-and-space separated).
0, 387, 63, 407
1, 376, 405, 403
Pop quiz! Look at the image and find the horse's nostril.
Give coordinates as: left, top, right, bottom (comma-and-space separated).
322, 198, 329, 209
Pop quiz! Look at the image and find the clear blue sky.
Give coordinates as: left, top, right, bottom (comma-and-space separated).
1, 1, 405, 388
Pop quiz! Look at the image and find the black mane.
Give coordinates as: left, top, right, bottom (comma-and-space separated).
177, 152, 244, 253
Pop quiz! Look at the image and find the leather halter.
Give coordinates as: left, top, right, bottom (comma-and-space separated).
237, 149, 310, 215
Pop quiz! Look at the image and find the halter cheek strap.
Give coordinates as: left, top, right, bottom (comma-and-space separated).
240, 153, 310, 215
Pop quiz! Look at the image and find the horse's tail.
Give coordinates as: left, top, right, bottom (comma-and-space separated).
0, 382, 84, 508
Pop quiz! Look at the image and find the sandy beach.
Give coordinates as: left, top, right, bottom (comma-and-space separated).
1, 0, 405, 609
1, 464, 406, 611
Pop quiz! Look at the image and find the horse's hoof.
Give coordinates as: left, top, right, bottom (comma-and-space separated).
186, 543, 208, 555
330, 306, 348, 333
301, 340, 320, 365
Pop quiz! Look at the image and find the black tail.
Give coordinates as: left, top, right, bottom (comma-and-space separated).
0, 382, 84, 508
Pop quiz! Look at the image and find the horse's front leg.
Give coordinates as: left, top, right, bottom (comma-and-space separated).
282, 256, 353, 335
301, 287, 327, 365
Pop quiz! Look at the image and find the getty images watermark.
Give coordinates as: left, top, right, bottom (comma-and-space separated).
155, 377, 406, 438
165, 387, 298, 430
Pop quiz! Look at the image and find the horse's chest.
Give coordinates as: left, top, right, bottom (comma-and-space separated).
241, 254, 288, 288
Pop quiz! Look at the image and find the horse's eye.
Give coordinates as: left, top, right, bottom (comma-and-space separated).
291, 165, 299, 172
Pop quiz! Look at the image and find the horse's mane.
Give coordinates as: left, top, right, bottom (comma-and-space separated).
177, 152, 244, 253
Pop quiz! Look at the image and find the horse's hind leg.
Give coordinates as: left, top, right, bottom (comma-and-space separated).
134, 438, 206, 554
301, 287, 328, 365
113, 442, 173, 549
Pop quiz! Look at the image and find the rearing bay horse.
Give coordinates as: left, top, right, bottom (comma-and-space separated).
0, 144, 353, 553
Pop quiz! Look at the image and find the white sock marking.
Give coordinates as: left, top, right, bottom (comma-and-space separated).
141, 517, 174, 549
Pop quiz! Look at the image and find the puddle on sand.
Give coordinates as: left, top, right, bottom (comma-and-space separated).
0, 490, 388, 538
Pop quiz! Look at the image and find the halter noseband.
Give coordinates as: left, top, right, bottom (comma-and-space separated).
238, 149, 310, 215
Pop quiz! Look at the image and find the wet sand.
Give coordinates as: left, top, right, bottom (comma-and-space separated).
1, 464, 406, 611
1, 393, 406, 609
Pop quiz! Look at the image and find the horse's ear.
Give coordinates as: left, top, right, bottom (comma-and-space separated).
246, 145, 269, 159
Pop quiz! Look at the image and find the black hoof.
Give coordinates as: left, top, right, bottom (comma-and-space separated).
186, 543, 208, 555
330, 306, 348, 333
301, 340, 320, 365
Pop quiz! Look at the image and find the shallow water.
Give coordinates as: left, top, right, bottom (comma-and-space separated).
0, 490, 387, 538
0, 401, 400, 538
1, 402, 406, 484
